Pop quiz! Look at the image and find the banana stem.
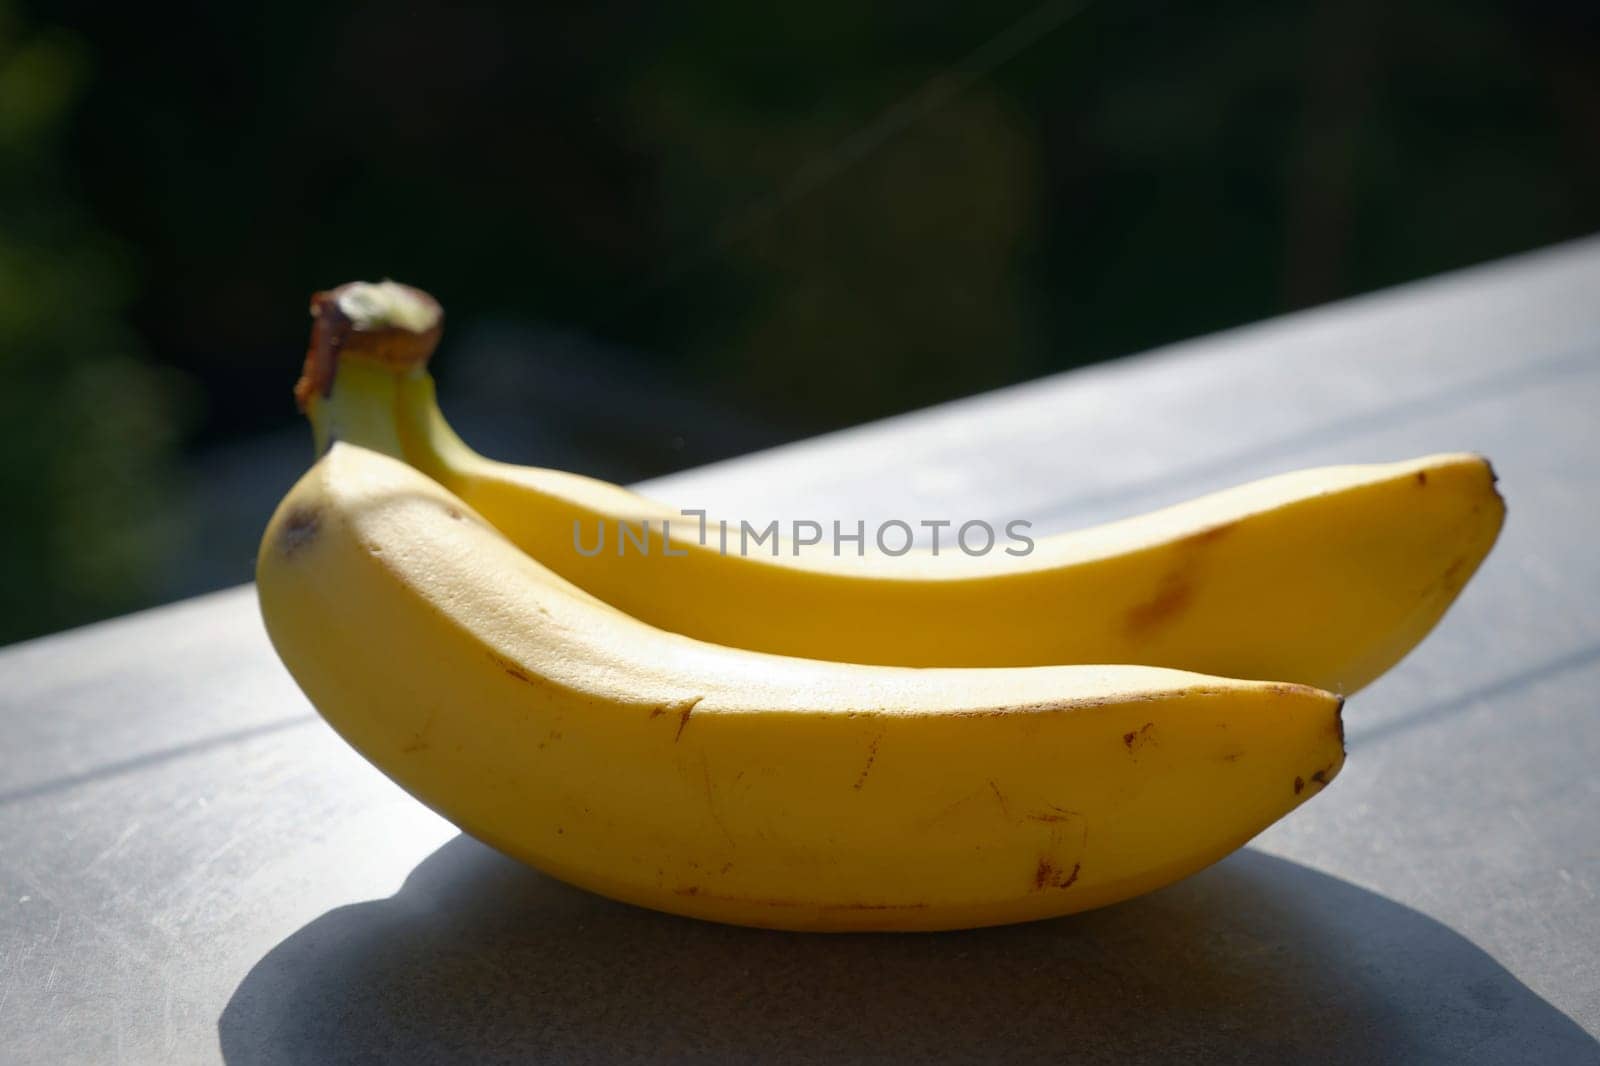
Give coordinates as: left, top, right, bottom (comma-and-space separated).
295, 280, 443, 459
393, 373, 493, 481
307, 361, 408, 458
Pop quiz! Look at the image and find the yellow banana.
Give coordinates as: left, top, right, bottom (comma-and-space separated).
257, 441, 1345, 931
299, 281, 1505, 693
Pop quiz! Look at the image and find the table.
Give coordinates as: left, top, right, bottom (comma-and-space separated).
4, 237, 1598, 1064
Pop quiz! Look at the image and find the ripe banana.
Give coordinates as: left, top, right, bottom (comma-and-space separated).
257, 441, 1345, 931
298, 281, 1505, 693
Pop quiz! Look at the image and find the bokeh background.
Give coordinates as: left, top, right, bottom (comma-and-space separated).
2, 0, 1597, 644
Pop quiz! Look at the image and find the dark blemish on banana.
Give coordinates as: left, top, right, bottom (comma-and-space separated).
1294, 776, 1305, 795
1415, 471, 1428, 486
1123, 722, 1155, 752
1127, 523, 1235, 632
1035, 858, 1081, 890
487, 651, 532, 684
1125, 573, 1193, 635
988, 779, 1012, 819
854, 734, 883, 790
278, 506, 321, 557
674, 697, 704, 741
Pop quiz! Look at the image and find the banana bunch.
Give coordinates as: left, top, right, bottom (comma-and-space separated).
257, 281, 1504, 931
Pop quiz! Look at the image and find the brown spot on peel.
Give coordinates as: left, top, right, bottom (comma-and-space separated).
278, 506, 321, 557
987, 779, 1012, 819
1034, 859, 1081, 890
1124, 574, 1193, 635
1124, 522, 1235, 634
674, 697, 704, 742
1415, 470, 1428, 486
1439, 557, 1467, 590
1123, 722, 1156, 753
1295, 764, 1335, 797
853, 734, 883, 790
487, 652, 533, 684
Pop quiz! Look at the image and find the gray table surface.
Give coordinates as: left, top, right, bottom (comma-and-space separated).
4, 237, 1599, 1065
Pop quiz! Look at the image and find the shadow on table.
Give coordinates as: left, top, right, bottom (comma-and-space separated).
219, 838, 1595, 1065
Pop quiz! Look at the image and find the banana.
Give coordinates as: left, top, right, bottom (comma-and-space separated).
257, 441, 1345, 931
298, 281, 1505, 693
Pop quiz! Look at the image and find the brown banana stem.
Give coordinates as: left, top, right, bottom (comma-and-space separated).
294, 280, 443, 411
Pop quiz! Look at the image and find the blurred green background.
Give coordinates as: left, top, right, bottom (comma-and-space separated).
2, 0, 1597, 644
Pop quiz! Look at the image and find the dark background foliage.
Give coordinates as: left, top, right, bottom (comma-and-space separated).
2, 0, 1597, 643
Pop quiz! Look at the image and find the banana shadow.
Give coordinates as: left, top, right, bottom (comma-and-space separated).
218, 838, 1595, 1065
